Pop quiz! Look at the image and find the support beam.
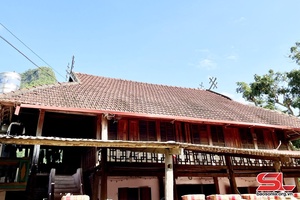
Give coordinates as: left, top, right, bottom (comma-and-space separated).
100, 148, 108, 200
165, 149, 174, 200
32, 109, 45, 167
225, 155, 238, 194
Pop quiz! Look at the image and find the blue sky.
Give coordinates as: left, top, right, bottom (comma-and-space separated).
1, 1, 300, 101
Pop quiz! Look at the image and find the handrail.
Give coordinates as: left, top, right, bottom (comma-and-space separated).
72, 168, 83, 194
48, 168, 55, 200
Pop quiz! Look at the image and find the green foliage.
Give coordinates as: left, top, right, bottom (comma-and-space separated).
290, 42, 300, 65
20, 67, 57, 89
236, 69, 298, 115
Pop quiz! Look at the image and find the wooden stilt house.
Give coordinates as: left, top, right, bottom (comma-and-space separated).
0, 72, 300, 200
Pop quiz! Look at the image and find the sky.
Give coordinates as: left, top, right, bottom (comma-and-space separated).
1, 1, 300, 102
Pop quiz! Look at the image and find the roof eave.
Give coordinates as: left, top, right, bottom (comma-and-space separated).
19, 103, 300, 131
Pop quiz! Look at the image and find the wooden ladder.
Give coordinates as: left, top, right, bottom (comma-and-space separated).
48, 168, 83, 200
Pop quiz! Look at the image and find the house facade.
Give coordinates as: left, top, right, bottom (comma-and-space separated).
0, 72, 300, 200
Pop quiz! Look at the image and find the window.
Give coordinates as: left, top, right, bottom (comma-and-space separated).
255, 129, 266, 149
139, 121, 157, 141
108, 120, 118, 140
211, 125, 225, 146
239, 128, 254, 149
160, 122, 176, 142
118, 187, 151, 200
190, 124, 209, 145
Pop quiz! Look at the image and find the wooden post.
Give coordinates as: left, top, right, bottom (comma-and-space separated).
101, 115, 108, 141
100, 116, 108, 200
165, 149, 174, 200
213, 177, 220, 194
0, 191, 6, 200
32, 109, 45, 167
225, 155, 238, 194
100, 148, 107, 200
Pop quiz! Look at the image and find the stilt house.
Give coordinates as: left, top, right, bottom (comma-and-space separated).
0, 72, 300, 200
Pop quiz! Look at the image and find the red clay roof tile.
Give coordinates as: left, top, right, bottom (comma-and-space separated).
0, 72, 300, 129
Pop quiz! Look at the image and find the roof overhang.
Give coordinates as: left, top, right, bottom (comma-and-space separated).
18, 103, 300, 131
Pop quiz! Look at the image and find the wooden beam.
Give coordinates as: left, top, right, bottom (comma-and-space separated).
32, 109, 45, 166
126, 147, 183, 155
1, 135, 300, 159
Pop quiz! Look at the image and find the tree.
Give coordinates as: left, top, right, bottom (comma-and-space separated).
20, 67, 57, 89
236, 69, 298, 116
290, 42, 300, 65
236, 42, 300, 147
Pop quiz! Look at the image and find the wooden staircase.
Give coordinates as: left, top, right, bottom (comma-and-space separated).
48, 168, 84, 200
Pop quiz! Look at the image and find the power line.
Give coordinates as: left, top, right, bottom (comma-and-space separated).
0, 23, 65, 80
0, 34, 56, 80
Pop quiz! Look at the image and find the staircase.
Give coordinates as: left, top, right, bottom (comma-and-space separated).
48, 168, 83, 200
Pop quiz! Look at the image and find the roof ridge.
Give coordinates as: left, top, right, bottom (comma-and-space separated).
74, 71, 205, 91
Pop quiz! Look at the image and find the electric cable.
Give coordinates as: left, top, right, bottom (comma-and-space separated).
0, 23, 65, 80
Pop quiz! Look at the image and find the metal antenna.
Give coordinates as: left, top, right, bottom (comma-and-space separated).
66, 56, 76, 82
208, 77, 218, 90
198, 82, 204, 89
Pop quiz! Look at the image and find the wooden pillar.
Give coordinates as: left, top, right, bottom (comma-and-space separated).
100, 148, 107, 200
225, 155, 238, 194
101, 115, 108, 140
165, 149, 174, 200
0, 191, 6, 200
100, 115, 108, 200
213, 177, 220, 194
32, 109, 45, 168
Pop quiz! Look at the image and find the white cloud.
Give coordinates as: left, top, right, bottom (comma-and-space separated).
234, 17, 246, 24
226, 54, 238, 61
197, 58, 217, 70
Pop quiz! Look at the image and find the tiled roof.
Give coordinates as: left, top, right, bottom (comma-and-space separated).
0, 72, 300, 129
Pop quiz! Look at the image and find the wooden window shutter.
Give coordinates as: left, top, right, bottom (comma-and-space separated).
139, 121, 148, 141
129, 120, 139, 141
117, 119, 128, 140
184, 123, 191, 143
224, 127, 241, 148
175, 121, 183, 142
160, 122, 175, 142
255, 129, 266, 149
140, 187, 151, 200
199, 125, 209, 145
108, 120, 118, 140
148, 121, 156, 141
275, 130, 288, 150
211, 125, 225, 146
263, 130, 275, 149
191, 124, 200, 144
239, 128, 254, 149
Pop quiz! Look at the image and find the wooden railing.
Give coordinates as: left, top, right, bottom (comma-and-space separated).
97, 148, 300, 168
0, 157, 30, 191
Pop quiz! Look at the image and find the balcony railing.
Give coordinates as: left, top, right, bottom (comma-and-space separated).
97, 148, 300, 168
